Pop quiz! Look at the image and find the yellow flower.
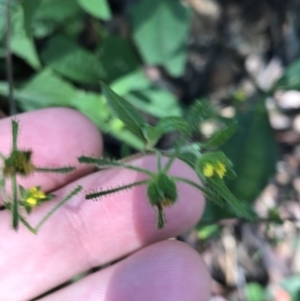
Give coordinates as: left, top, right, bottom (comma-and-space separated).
203, 161, 227, 179
25, 197, 38, 207
215, 161, 226, 179
25, 187, 46, 207
203, 163, 214, 177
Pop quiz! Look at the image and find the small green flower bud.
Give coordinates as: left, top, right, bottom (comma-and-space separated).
3, 150, 35, 177
147, 173, 177, 208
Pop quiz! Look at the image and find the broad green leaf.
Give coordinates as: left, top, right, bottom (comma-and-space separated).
274, 58, 300, 90
126, 88, 182, 118
21, 0, 41, 37
223, 99, 277, 204
101, 82, 147, 140
70, 92, 144, 150
164, 45, 187, 77
176, 150, 198, 169
14, 69, 76, 110
156, 116, 189, 134
142, 124, 162, 147
32, 0, 81, 38
129, 0, 191, 76
11, 7, 41, 69
34, 0, 80, 22
110, 70, 151, 96
202, 120, 238, 149
185, 99, 217, 134
11, 36, 41, 69
42, 35, 105, 84
77, 0, 111, 20
97, 34, 140, 82
206, 177, 252, 219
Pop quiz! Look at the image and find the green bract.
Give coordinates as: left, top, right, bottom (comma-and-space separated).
147, 173, 177, 207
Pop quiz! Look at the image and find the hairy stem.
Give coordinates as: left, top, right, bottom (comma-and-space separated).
11, 174, 19, 229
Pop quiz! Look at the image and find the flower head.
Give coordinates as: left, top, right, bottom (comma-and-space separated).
203, 161, 227, 179
24, 186, 47, 207
3, 150, 35, 177
203, 163, 214, 177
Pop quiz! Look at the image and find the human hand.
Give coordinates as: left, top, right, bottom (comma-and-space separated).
0, 108, 210, 301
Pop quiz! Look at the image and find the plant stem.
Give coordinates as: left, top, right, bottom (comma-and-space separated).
86, 180, 149, 200
11, 174, 19, 229
34, 185, 82, 232
19, 215, 37, 234
5, 2, 16, 116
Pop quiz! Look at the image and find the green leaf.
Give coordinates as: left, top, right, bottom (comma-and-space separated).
11, 7, 41, 69
126, 88, 182, 118
274, 58, 300, 90
101, 82, 147, 140
32, 0, 81, 38
156, 116, 189, 134
11, 69, 76, 110
77, 0, 111, 20
110, 70, 151, 95
21, 0, 41, 37
97, 34, 140, 82
223, 99, 277, 204
176, 150, 198, 169
129, 0, 191, 76
202, 120, 238, 149
206, 177, 252, 219
184, 99, 217, 136
42, 35, 105, 84
142, 124, 162, 147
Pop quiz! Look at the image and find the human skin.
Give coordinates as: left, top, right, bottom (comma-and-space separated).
0, 108, 211, 301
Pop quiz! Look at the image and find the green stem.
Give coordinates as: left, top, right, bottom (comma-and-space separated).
35, 167, 76, 173
79, 156, 155, 177
19, 215, 36, 234
86, 180, 149, 200
34, 185, 82, 232
11, 174, 19, 229
11, 120, 18, 150
156, 150, 162, 172
172, 176, 219, 200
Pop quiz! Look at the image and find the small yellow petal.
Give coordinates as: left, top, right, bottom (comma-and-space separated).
215, 161, 226, 178
203, 163, 214, 177
29, 187, 38, 193
34, 191, 46, 199
26, 197, 38, 207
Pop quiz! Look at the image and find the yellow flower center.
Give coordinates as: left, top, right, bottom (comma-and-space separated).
25, 197, 38, 207
215, 161, 226, 178
25, 187, 47, 207
203, 163, 214, 177
203, 161, 226, 179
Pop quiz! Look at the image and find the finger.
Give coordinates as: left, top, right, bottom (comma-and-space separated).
0, 156, 205, 301
39, 241, 211, 301
0, 107, 102, 194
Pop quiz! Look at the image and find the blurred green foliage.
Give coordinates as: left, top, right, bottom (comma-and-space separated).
0, 0, 282, 224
